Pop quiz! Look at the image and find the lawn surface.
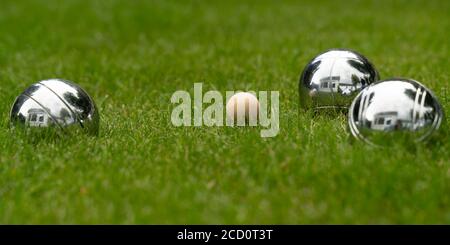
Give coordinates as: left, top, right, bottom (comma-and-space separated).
0, 0, 449, 224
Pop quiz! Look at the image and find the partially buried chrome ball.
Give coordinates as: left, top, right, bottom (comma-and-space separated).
299, 49, 379, 111
348, 78, 444, 146
10, 79, 99, 135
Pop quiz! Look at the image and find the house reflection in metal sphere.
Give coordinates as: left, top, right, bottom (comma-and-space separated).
10, 79, 99, 135
299, 49, 379, 111
348, 78, 444, 146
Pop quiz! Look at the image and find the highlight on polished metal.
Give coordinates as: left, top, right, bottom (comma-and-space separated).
348, 78, 444, 146
299, 49, 379, 111
10, 79, 99, 135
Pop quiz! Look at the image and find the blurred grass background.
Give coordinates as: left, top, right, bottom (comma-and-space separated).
0, 0, 448, 223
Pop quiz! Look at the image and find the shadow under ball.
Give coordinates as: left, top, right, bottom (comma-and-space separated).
348, 78, 444, 146
299, 49, 379, 111
10, 79, 99, 136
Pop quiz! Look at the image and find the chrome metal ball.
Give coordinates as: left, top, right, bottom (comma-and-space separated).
348, 78, 444, 146
10, 79, 99, 135
299, 49, 379, 111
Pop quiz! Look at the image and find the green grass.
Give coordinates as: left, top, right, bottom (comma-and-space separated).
0, 0, 449, 224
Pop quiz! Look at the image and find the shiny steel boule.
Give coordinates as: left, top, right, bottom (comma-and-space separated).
299, 49, 379, 111
348, 78, 444, 146
10, 79, 99, 135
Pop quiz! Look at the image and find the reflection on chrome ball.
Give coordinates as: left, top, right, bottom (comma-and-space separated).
299, 49, 379, 111
348, 78, 444, 146
10, 79, 99, 135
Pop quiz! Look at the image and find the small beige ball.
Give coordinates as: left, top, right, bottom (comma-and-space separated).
226, 92, 259, 125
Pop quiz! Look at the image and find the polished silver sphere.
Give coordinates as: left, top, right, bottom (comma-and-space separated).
10, 79, 99, 135
348, 78, 444, 146
299, 49, 379, 111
